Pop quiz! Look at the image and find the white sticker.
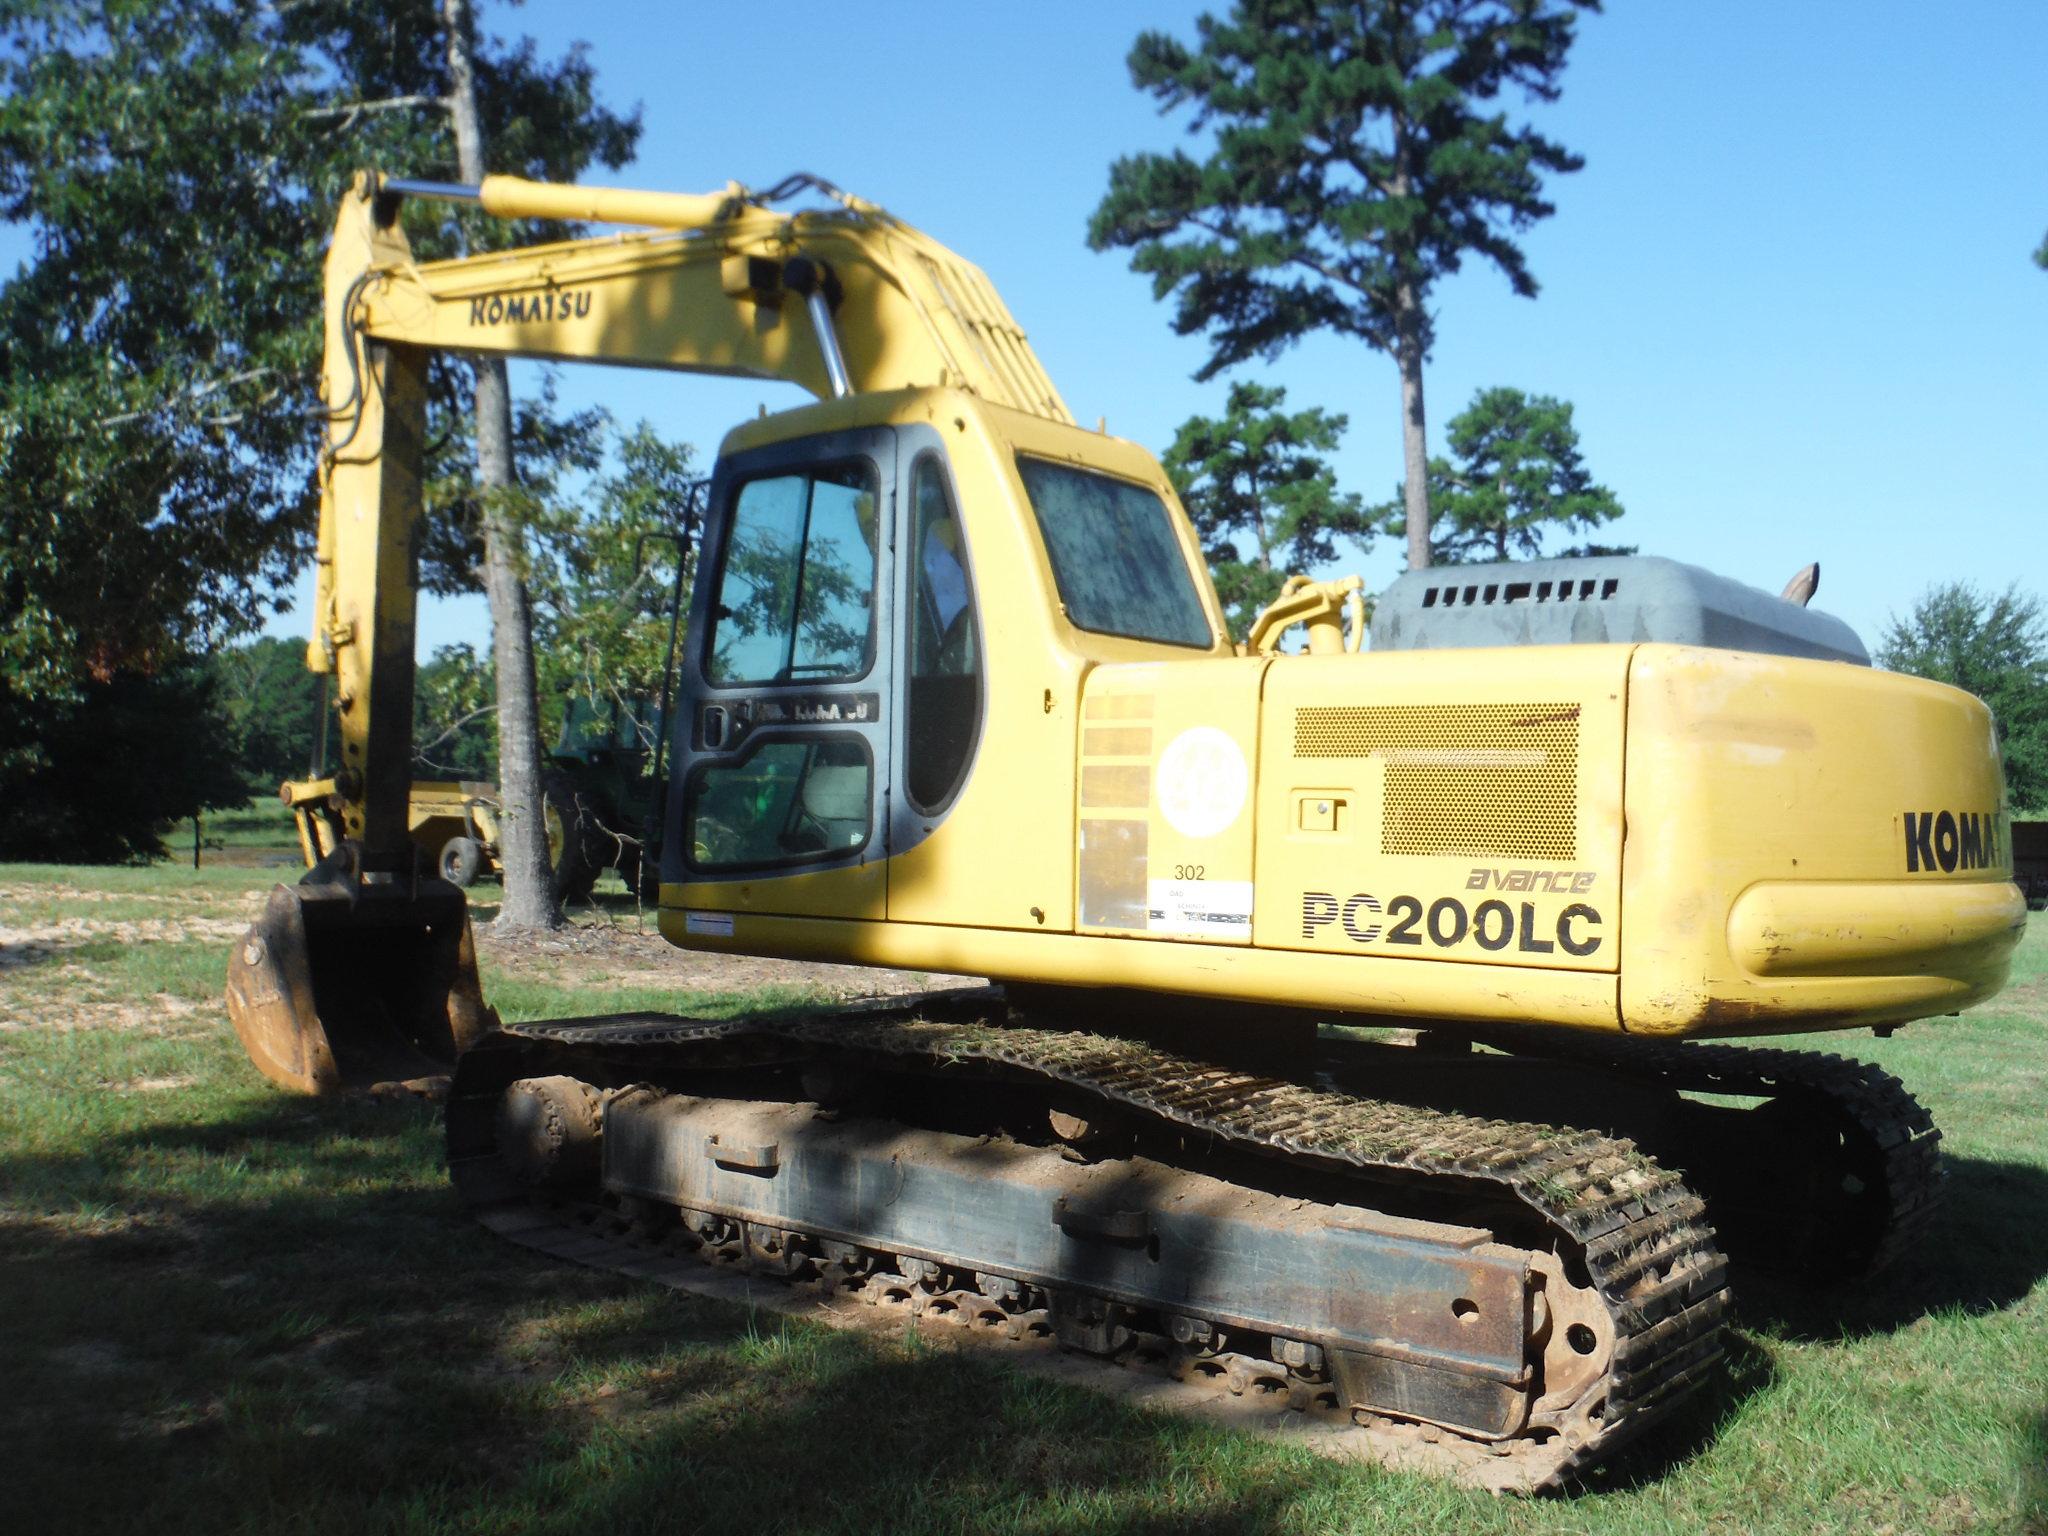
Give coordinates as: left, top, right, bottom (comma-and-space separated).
1146, 878, 1253, 939
684, 911, 736, 937
1156, 726, 1250, 840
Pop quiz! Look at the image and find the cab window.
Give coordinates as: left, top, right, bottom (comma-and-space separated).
1015, 456, 1212, 648
684, 736, 872, 870
707, 464, 879, 684
905, 455, 981, 811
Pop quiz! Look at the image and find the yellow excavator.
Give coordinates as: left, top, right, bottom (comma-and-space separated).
224, 170, 2025, 1490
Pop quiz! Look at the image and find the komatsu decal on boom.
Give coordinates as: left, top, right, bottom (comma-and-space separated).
224, 170, 2026, 1490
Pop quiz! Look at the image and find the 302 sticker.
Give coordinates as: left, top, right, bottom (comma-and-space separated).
1301, 891, 1601, 957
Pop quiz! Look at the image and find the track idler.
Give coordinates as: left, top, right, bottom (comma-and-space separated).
225, 841, 496, 1094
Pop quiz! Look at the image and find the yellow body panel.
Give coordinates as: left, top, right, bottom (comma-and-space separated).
404, 780, 472, 861
655, 910, 1622, 1030
1620, 646, 2023, 1036
680, 390, 1236, 938
674, 861, 885, 923
1725, 881, 2024, 978
663, 616, 2022, 1037
660, 385, 2022, 1039
1252, 646, 1627, 975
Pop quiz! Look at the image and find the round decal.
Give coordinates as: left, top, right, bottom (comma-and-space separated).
1156, 726, 1249, 840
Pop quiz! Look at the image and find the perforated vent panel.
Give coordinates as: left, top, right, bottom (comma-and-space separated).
1294, 703, 1579, 859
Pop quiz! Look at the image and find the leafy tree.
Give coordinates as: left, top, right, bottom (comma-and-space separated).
1162, 381, 1373, 638
413, 417, 703, 782
0, 0, 637, 858
414, 643, 499, 780
1090, 0, 1600, 572
1382, 386, 1626, 563
0, 664, 248, 863
1877, 583, 2048, 813
208, 636, 326, 794
0, 2, 328, 700
531, 420, 702, 745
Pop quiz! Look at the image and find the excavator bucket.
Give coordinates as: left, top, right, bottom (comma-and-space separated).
226, 850, 496, 1095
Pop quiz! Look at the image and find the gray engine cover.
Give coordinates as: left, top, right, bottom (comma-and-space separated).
1369, 555, 1869, 665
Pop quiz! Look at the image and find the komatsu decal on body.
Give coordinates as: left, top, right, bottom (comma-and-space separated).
1303, 891, 1602, 957
468, 288, 593, 325
1903, 810, 2005, 873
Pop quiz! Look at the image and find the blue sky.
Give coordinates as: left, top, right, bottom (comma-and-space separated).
296, 1, 2045, 654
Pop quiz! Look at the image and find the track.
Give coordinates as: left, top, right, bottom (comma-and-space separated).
447, 996, 1730, 1492
1425, 1029, 1944, 1279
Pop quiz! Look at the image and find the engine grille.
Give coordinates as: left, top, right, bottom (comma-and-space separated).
1293, 703, 1580, 859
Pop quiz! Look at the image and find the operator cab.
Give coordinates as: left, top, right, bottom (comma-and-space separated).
660, 391, 1230, 928
673, 420, 981, 882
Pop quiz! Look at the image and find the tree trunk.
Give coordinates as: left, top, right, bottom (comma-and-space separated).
1247, 468, 1272, 570
443, 0, 559, 930
1395, 282, 1431, 571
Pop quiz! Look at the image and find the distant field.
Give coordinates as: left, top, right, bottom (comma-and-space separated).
1, 861, 2043, 1535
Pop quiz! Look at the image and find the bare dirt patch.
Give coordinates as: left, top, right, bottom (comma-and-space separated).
476, 918, 982, 1001
0, 989, 208, 1036
0, 879, 268, 915
0, 915, 252, 971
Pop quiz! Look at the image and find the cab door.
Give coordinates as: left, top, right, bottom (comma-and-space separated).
665, 428, 894, 920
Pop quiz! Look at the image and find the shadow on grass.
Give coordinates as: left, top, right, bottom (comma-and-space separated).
12, 1077, 2043, 1533
0, 939, 66, 972
1569, 1145, 2048, 1496
1733, 1151, 2048, 1343
0, 1092, 1356, 1536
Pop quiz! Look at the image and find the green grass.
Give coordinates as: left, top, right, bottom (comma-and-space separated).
202, 795, 302, 850
2, 861, 2045, 1534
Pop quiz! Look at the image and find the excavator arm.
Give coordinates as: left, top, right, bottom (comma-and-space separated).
230, 169, 1070, 1092
335, 174, 1070, 410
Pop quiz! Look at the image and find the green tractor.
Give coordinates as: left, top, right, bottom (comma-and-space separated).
536, 693, 671, 901
291, 697, 674, 903
290, 510, 698, 906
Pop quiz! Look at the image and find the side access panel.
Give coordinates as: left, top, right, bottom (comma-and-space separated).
1253, 647, 1629, 976
1075, 660, 1268, 945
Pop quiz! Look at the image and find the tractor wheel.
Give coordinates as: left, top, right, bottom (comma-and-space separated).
439, 835, 485, 888
543, 773, 602, 904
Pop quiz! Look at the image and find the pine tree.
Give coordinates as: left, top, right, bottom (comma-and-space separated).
1163, 382, 1372, 639
1396, 386, 1626, 563
1090, 0, 1600, 571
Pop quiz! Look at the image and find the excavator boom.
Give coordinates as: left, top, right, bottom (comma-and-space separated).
348, 174, 1068, 413
231, 169, 1072, 1092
